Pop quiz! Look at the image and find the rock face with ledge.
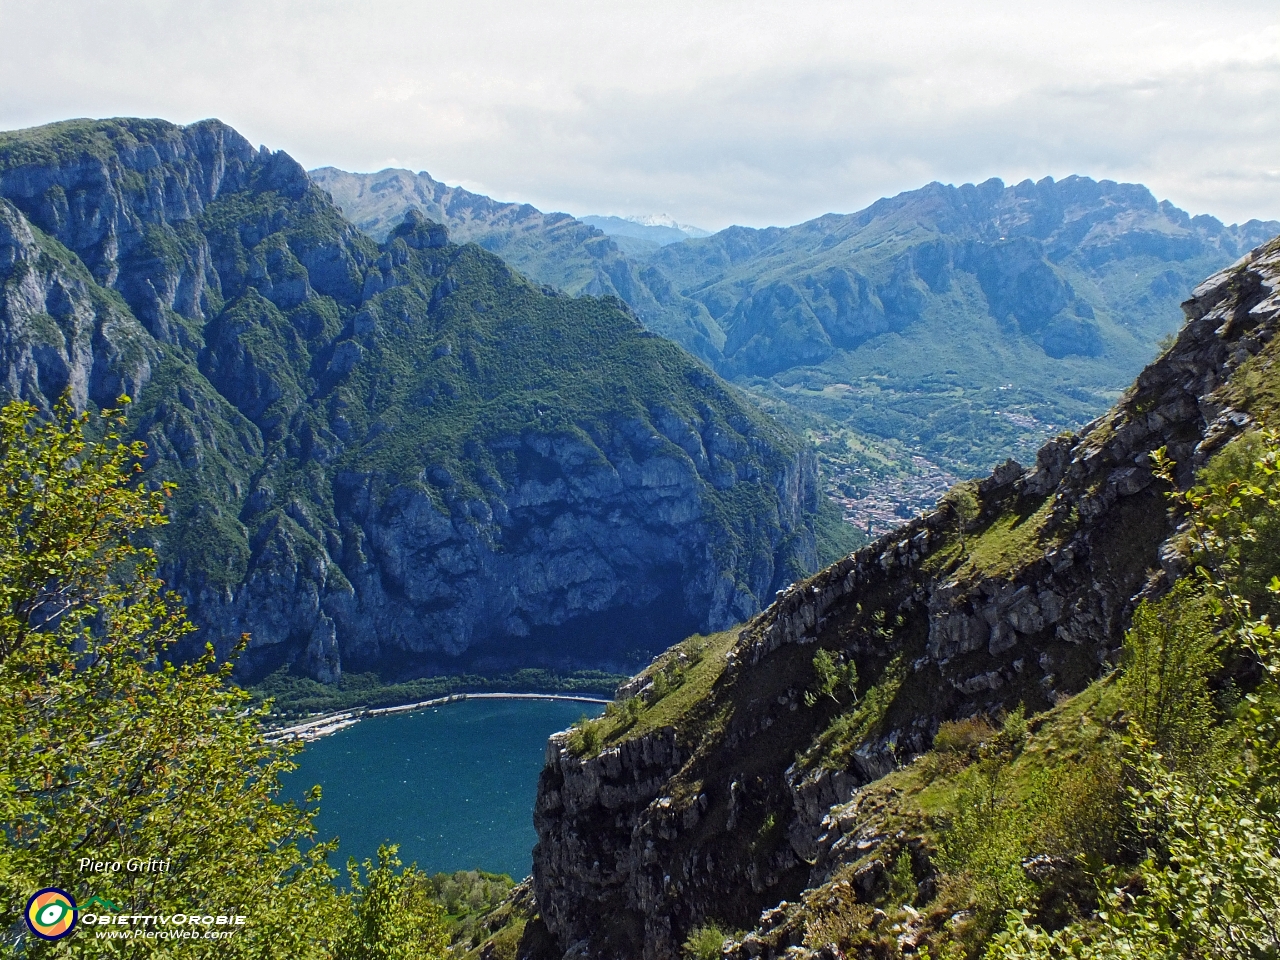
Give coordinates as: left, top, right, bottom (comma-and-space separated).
0, 118, 824, 680
530, 236, 1280, 960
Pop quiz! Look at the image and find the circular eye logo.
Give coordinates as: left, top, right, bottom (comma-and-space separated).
25, 888, 78, 940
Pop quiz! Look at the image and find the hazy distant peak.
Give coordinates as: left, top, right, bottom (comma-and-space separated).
579, 214, 710, 247
622, 213, 712, 236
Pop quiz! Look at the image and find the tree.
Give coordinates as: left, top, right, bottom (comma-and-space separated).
0, 399, 447, 958
0, 397, 168, 664
806, 649, 858, 706
946, 482, 981, 547
334, 846, 448, 960
0, 399, 341, 956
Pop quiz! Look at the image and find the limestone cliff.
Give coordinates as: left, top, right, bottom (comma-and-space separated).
530, 236, 1280, 959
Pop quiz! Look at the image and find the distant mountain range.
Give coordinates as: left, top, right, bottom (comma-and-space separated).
0, 119, 845, 681
314, 167, 1280, 531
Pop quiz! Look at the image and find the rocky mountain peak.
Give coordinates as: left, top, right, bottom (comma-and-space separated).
390, 208, 450, 249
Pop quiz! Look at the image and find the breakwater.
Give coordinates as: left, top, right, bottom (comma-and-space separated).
266, 691, 611, 743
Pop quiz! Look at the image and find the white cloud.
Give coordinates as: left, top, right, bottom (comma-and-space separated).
0, 0, 1276, 229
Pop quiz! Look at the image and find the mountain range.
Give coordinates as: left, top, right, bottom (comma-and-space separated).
0, 118, 843, 682
3, 116, 1276, 689
317, 167, 1279, 533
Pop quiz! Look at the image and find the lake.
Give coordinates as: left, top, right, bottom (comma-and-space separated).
283, 698, 604, 879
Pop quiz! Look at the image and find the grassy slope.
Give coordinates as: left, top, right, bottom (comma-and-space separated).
596, 629, 741, 745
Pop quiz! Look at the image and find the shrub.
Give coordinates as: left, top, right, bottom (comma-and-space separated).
0, 399, 371, 957
1120, 583, 1218, 768
686, 637, 708, 664
801, 878, 878, 954
1190, 430, 1280, 623
683, 924, 732, 960
567, 714, 604, 757
886, 849, 917, 908
934, 716, 998, 754
650, 669, 671, 701
937, 747, 1121, 934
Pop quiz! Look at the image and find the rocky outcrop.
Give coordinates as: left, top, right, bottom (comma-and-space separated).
0, 118, 823, 680
0, 198, 157, 410
530, 236, 1280, 959
534, 728, 689, 957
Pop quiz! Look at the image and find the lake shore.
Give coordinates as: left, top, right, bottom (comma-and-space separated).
265, 691, 612, 743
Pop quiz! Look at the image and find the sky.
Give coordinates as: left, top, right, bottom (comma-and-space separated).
0, 0, 1277, 231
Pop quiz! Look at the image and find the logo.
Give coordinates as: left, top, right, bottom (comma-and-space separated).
83, 895, 120, 912
25, 888, 78, 941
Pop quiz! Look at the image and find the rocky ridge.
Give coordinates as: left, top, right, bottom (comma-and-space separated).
529, 236, 1280, 959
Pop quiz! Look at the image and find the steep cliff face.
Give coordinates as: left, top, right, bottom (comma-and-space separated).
0, 198, 157, 411
0, 119, 825, 680
531, 236, 1280, 959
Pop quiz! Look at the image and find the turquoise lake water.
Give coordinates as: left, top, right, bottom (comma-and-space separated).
283, 698, 603, 879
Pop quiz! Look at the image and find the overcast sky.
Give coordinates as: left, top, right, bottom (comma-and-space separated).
1, 1, 1277, 230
